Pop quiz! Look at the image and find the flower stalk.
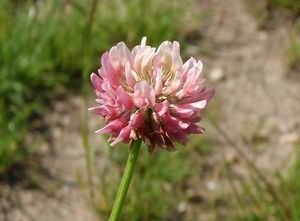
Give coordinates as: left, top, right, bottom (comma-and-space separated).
108, 139, 142, 221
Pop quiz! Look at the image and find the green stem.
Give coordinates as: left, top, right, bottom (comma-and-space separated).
108, 139, 142, 221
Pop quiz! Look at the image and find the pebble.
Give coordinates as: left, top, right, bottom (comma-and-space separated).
280, 132, 299, 144
53, 127, 62, 139
206, 181, 218, 191
177, 201, 187, 213
209, 67, 225, 82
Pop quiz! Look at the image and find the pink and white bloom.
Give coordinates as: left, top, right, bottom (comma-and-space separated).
90, 37, 214, 152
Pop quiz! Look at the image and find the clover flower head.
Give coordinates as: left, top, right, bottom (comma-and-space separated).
90, 37, 214, 152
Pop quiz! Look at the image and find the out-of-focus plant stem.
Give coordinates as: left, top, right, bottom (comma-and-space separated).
209, 118, 292, 221
81, 0, 98, 204
108, 139, 142, 221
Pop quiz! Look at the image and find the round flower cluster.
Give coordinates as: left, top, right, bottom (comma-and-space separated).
90, 37, 214, 152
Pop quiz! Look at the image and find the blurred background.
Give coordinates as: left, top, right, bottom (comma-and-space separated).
0, 0, 300, 220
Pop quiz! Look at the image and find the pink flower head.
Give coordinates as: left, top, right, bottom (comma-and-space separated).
90, 37, 214, 152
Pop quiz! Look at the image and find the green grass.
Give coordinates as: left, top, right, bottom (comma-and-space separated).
94, 138, 211, 221
207, 118, 300, 221
268, 0, 300, 16
288, 34, 300, 72
225, 147, 300, 221
286, 150, 300, 220
0, 1, 70, 173
266, 0, 300, 73
0, 0, 200, 174
287, 22, 300, 73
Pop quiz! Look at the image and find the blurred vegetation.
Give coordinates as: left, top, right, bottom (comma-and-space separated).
266, 0, 300, 75
226, 146, 300, 221
207, 119, 300, 221
268, 0, 300, 16
0, 0, 200, 174
287, 21, 300, 74
286, 148, 300, 220
93, 137, 212, 221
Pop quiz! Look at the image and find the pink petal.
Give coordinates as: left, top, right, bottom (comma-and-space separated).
154, 100, 169, 116
92, 105, 119, 121
91, 73, 104, 92
100, 53, 120, 87
129, 111, 145, 129
125, 62, 137, 88
133, 81, 155, 108
116, 86, 134, 109
167, 71, 181, 94
141, 48, 155, 73
172, 41, 180, 54
109, 42, 132, 70
133, 47, 148, 72
141, 37, 147, 47
95, 118, 127, 135
185, 124, 205, 134
88, 106, 102, 115
170, 105, 195, 119
178, 88, 215, 104
154, 69, 163, 95
171, 53, 182, 73
183, 100, 207, 110
111, 125, 131, 146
